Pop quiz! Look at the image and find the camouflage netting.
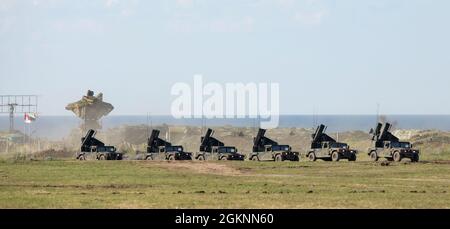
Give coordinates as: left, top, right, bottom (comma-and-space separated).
65, 90, 114, 130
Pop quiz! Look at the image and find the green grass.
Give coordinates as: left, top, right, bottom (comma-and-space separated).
0, 160, 449, 209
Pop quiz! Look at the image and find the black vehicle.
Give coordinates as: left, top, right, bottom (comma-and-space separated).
306, 124, 357, 162
76, 129, 123, 160
368, 122, 419, 162
195, 128, 245, 161
249, 128, 299, 161
144, 129, 192, 161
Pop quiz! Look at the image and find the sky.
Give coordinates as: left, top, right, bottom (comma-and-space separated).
0, 0, 449, 116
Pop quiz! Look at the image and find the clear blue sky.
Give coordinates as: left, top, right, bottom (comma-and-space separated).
1, 0, 449, 115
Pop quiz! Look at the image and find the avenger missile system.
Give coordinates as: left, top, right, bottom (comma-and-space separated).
306, 124, 357, 162
76, 129, 123, 160
249, 128, 299, 161
195, 128, 245, 161
144, 129, 192, 161
368, 122, 419, 162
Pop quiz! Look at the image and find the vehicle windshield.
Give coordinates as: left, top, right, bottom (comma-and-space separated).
391, 142, 411, 148
272, 145, 290, 151
98, 146, 115, 152
219, 147, 237, 153
166, 146, 183, 152
330, 142, 348, 149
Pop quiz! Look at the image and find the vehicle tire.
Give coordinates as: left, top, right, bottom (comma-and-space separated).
412, 154, 419, 163
275, 154, 283, 162
393, 151, 402, 162
331, 151, 340, 162
370, 151, 378, 162
145, 156, 153, 160
221, 156, 228, 161
168, 155, 176, 161
292, 155, 300, 162
308, 153, 317, 162
349, 154, 357, 162
98, 155, 106, 160
251, 156, 259, 161
197, 155, 205, 161
78, 154, 86, 161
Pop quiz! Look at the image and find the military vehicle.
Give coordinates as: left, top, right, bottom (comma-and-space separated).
76, 129, 123, 160
368, 122, 420, 162
195, 128, 245, 161
144, 129, 192, 161
306, 124, 357, 162
249, 128, 299, 161
66, 90, 114, 130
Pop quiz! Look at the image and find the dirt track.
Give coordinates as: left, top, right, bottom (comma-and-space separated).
144, 161, 244, 176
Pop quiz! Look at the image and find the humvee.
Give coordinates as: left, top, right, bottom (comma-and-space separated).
195, 128, 245, 161
249, 128, 299, 161
143, 129, 192, 161
307, 124, 357, 162
76, 129, 123, 160
368, 122, 419, 162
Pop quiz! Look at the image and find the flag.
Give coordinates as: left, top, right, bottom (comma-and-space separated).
24, 113, 37, 124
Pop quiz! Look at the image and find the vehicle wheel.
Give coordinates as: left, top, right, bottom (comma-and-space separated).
168, 155, 176, 161
251, 156, 259, 161
145, 156, 153, 160
331, 151, 340, 162
197, 155, 205, 161
393, 151, 402, 162
98, 155, 106, 160
275, 154, 283, 162
292, 155, 300, 162
349, 154, 357, 162
221, 157, 228, 161
370, 151, 378, 162
78, 155, 86, 161
412, 154, 419, 163
308, 153, 317, 162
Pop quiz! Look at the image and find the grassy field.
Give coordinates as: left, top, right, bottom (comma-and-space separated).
1, 159, 449, 209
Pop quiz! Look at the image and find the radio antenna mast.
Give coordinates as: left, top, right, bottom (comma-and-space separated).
376, 103, 380, 124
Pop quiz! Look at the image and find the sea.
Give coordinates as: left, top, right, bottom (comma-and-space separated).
1, 115, 450, 140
